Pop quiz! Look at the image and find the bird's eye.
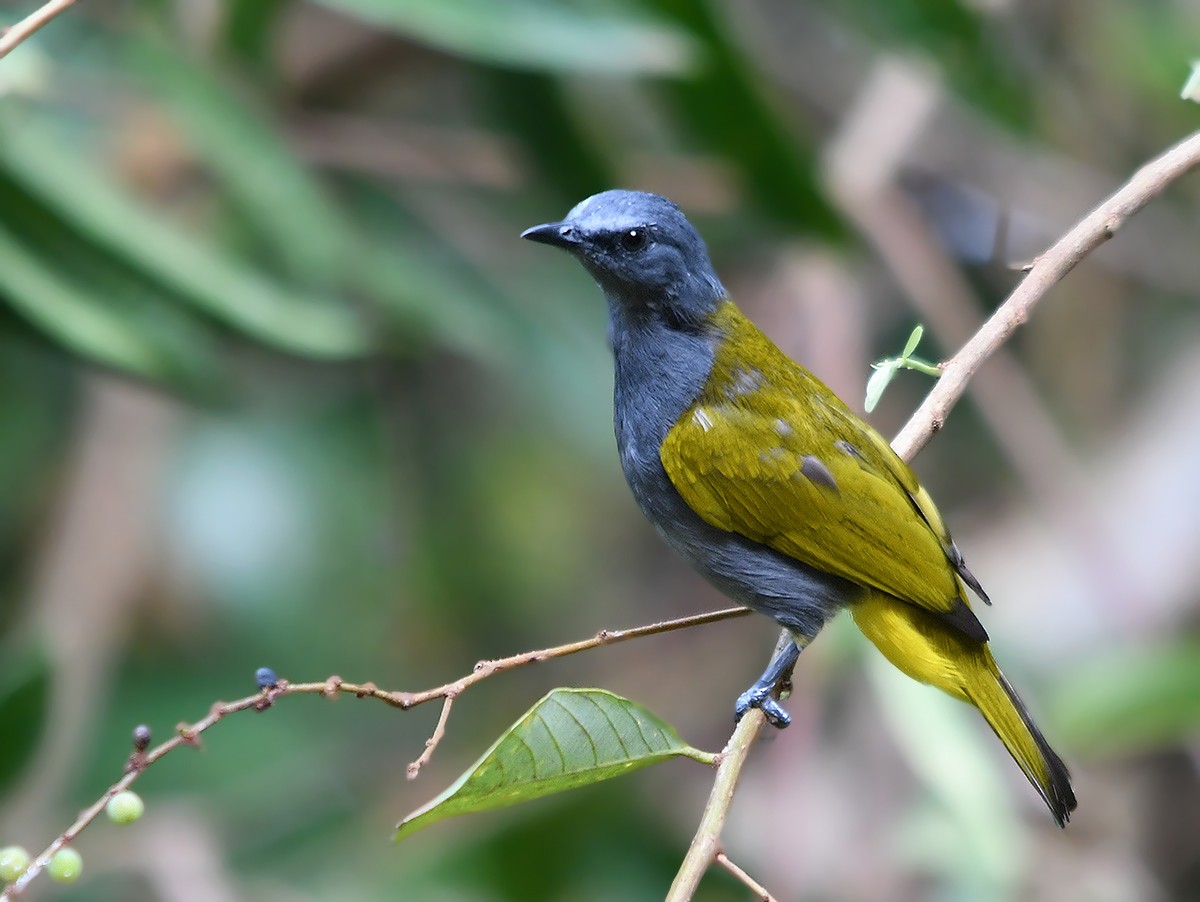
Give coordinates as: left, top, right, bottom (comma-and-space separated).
620, 228, 648, 252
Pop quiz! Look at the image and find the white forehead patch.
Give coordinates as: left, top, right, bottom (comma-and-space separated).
566, 191, 650, 233
567, 194, 600, 221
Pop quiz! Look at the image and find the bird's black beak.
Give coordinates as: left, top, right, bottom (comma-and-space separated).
520, 221, 580, 250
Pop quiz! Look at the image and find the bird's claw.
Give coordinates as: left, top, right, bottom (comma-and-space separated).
734, 686, 791, 729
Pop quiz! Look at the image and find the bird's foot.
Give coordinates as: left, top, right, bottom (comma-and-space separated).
734, 637, 799, 729
734, 685, 791, 729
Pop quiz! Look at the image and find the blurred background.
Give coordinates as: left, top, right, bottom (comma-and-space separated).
1, 0, 1199, 899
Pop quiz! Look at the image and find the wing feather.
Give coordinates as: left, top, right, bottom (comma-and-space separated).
661, 376, 978, 629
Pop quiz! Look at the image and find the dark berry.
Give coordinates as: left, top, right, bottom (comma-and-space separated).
132, 724, 151, 751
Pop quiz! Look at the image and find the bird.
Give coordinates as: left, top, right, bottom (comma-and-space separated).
521, 189, 1076, 826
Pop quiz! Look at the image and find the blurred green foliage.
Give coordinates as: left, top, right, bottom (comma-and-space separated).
1, 0, 1199, 900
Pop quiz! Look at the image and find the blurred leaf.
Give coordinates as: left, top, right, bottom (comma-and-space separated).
0, 219, 196, 382
342, 188, 526, 363
352, 244, 512, 364
126, 39, 348, 288
486, 72, 613, 201
220, 0, 290, 70
1184, 61, 1200, 103
0, 644, 51, 797
836, 0, 1032, 129
1093, 9, 1200, 126
649, 0, 841, 234
864, 359, 899, 413
0, 164, 223, 388
1050, 641, 1200, 756
314, 0, 698, 74
0, 111, 369, 359
395, 689, 712, 840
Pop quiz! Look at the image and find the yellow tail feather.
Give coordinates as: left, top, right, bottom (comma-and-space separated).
852, 593, 1077, 826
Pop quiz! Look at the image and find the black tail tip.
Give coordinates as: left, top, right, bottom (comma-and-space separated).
1050, 796, 1077, 828
1046, 754, 1078, 828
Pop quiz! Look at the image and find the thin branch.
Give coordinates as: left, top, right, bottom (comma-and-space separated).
892, 128, 1200, 460
0, 0, 79, 60
666, 712, 763, 901
407, 694, 455, 780
0, 604, 751, 898
667, 127, 1200, 898
715, 852, 778, 902
440, 605, 751, 703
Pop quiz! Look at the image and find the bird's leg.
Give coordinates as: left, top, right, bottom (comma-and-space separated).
734, 638, 800, 729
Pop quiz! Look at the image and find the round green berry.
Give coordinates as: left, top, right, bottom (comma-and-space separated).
106, 790, 145, 825
0, 845, 30, 882
47, 847, 82, 883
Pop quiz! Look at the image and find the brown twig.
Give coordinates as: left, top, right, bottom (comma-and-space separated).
0, 605, 751, 898
715, 851, 778, 901
0, 0, 79, 60
666, 713, 764, 901
418, 604, 751, 707
407, 694, 455, 780
667, 128, 1200, 898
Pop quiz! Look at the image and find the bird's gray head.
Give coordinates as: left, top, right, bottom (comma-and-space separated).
521, 190, 726, 328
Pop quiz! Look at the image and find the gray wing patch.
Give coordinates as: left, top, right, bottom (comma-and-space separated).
799, 455, 839, 492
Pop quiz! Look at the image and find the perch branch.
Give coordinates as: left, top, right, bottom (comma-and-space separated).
0, 0, 79, 60
666, 712, 762, 901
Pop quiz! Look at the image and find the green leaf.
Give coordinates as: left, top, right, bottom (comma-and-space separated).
0, 111, 369, 359
864, 359, 899, 413
0, 644, 51, 797
1050, 641, 1200, 756
395, 688, 712, 841
901, 324, 924, 358
314, 0, 698, 75
865, 325, 939, 411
